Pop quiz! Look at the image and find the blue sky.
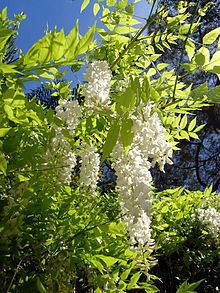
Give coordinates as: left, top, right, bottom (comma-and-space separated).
0, 0, 151, 87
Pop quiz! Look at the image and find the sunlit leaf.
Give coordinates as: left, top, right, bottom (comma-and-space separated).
80, 0, 90, 12
203, 27, 220, 45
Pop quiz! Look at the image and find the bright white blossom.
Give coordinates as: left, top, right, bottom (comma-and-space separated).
132, 103, 173, 172
56, 99, 81, 135
79, 144, 100, 194
196, 207, 220, 241
113, 102, 173, 247
44, 128, 77, 185
43, 99, 81, 185
83, 61, 112, 108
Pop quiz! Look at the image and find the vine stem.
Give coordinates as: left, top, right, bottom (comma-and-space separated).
6, 259, 23, 293
110, 0, 160, 70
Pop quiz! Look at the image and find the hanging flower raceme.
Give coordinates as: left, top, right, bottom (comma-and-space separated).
79, 144, 100, 195
112, 102, 173, 247
113, 144, 153, 246
44, 129, 77, 185
196, 207, 220, 241
83, 60, 112, 108
132, 103, 173, 172
43, 99, 81, 185
56, 99, 81, 136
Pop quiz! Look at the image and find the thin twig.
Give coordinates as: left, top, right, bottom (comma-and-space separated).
6, 259, 23, 293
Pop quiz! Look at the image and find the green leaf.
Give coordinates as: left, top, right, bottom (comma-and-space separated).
120, 118, 134, 152
191, 83, 208, 100
125, 3, 134, 15
116, 87, 136, 114
102, 120, 120, 162
4, 105, 19, 123
176, 279, 204, 293
210, 66, 220, 74
80, 0, 90, 12
89, 258, 104, 273
24, 34, 49, 66
1, 7, 7, 21
116, 0, 127, 10
36, 277, 47, 293
18, 174, 30, 182
203, 27, 220, 45
0, 128, 10, 138
157, 63, 169, 71
188, 117, 196, 132
26, 110, 42, 125
121, 267, 132, 280
189, 132, 199, 139
180, 115, 187, 129
147, 68, 156, 77
127, 272, 141, 290
0, 152, 7, 176
185, 39, 195, 61
0, 63, 20, 74
96, 255, 118, 267
207, 85, 220, 103
114, 26, 137, 34
150, 87, 160, 102
141, 75, 150, 102
206, 50, 220, 72
0, 29, 15, 51
75, 23, 96, 55
93, 3, 100, 16
194, 124, 205, 133
107, 0, 117, 6
180, 130, 189, 140
194, 47, 210, 66
103, 222, 125, 236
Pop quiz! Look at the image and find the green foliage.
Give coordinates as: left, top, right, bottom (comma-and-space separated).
0, 1, 220, 292
151, 187, 219, 292
176, 279, 204, 293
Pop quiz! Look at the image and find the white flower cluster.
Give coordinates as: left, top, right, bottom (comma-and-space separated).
196, 207, 220, 241
45, 129, 77, 185
56, 99, 81, 135
79, 144, 100, 194
132, 104, 173, 172
43, 99, 81, 185
113, 103, 173, 247
83, 61, 112, 108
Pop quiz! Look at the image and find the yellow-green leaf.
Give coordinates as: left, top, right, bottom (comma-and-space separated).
102, 120, 120, 162
93, 3, 100, 16
96, 255, 118, 267
65, 21, 79, 59
0, 128, 10, 137
120, 118, 134, 153
0, 152, 7, 176
203, 27, 220, 45
180, 115, 187, 129
107, 0, 117, 6
185, 39, 195, 61
195, 47, 210, 66
0, 63, 20, 74
75, 23, 96, 55
189, 132, 199, 139
80, 0, 90, 12
188, 117, 196, 132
